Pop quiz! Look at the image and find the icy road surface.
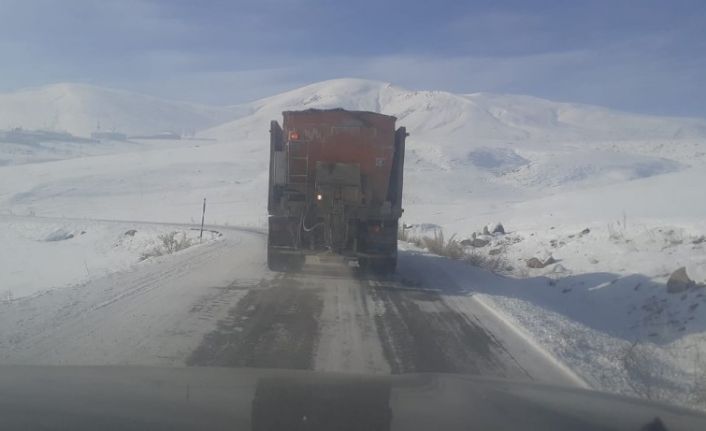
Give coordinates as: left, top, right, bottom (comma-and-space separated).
0, 226, 582, 388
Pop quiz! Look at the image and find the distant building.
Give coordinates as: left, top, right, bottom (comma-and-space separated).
91, 131, 128, 141
128, 131, 182, 140
1, 128, 94, 144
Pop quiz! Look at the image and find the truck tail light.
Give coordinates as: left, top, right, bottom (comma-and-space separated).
289, 131, 300, 140
368, 224, 381, 234
316, 193, 323, 201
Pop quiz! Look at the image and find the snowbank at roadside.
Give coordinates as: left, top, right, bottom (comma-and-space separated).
0, 216, 221, 300
398, 217, 706, 410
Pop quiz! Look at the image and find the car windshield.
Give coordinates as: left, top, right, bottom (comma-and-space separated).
1, 0, 705, 428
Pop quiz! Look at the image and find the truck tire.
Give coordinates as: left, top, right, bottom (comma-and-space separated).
267, 249, 305, 272
358, 257, 396, 274
290, 254, 306, 271
373, 257, 396, 274
267, 248, 287, 272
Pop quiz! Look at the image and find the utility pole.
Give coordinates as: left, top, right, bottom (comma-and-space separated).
200, 198, 206, 242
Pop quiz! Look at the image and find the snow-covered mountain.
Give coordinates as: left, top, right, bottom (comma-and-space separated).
203, 78, 706, 142
0, 83, 239, 136
3, 78, 706, 199
198, 78, 706, 200
3, 78, 706, 145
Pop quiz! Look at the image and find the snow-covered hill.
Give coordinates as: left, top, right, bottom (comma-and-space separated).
0, 83, 239, 136
203, 78, 706, 195
204, 78, 706, 142
2, 77, 705, 223
4, 78, 706, 143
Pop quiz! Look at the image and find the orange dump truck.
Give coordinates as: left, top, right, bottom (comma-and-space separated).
267, 109, 407, 273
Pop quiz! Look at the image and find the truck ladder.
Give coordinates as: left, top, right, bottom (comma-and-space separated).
287, 140, 309, 196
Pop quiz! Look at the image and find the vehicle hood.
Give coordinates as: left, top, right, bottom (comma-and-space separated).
0, 366, 703, 430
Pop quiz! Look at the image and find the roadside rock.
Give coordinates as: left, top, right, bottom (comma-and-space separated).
526, 256, 557, 269
551, 264, 567, 274
693, 235, 705, 245
45, 229, 75, 242
580, 228, 590, 236
667, 267, 696, 294
471, 238, 490, 247
124, 229, 138, 237
526, 257, 545, 268
463, 237, 490, 247
492, 223, 505, 234
466, 230, 496, 248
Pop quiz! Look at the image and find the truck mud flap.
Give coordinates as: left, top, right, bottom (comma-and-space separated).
357, 255, 397, 275
267, 247, 305, 272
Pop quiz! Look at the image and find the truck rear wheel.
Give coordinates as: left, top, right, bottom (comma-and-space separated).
267, 249, 305, 272
267, 248, 286, 272
358, 257, 396, 274
372, 257, 396, 274
291, 254, 305, 271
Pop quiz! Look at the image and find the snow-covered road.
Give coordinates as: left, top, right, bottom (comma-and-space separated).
0, 225, 264, 365
0, 223, 582, 388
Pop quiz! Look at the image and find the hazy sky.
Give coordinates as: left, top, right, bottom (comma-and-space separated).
1, 0, 705, 117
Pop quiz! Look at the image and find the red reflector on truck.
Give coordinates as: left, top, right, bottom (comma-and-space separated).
289, 131, 300, 140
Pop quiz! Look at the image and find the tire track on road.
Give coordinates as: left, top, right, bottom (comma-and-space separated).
188, 256, 535, 381
188, 276, 323, 369
367, 281, 517, 376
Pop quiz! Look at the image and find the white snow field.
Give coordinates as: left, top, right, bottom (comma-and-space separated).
1, 78, 705, 407
0, 215, 221, 300
0, 83, 241, 137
